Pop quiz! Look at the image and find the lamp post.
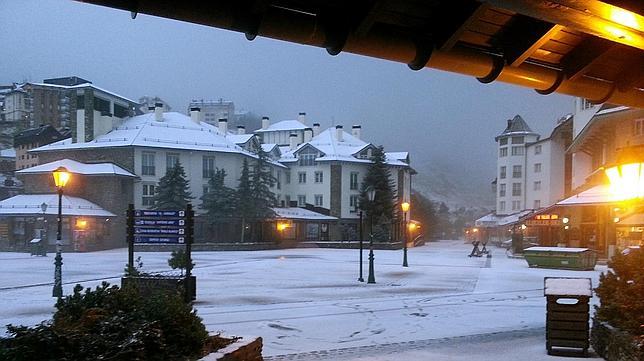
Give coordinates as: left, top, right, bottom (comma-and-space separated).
367, 187, 376, 284
52, 166, 70, 298
401, 202, 410, 267
357, 205, 364, 282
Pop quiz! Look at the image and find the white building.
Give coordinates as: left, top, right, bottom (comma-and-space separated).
495, 115, 571, 215
187, 99, 235, 126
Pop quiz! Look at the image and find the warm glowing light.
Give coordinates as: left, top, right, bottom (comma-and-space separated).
614, 217, 620, 223
408, 223, 417, 231
472, 228, 478, 233
401, 202, 410, 212
605, 162, 644, 200
521, 224, 527, 230
562, 217, 569, 224
76, 219, 88, 229
277, 222, 288, 232
609, 8, 639, 29
52, 166, 71, 188
564, 225, 570, 230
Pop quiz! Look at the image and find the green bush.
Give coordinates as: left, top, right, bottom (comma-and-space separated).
0, 282, 208, 361
593, 248, 644, 356
168, 249, 195, 276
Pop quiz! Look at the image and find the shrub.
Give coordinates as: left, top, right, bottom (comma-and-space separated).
0, 282, 208, 361
168, 249, 195, 276
593, 247, 644, 356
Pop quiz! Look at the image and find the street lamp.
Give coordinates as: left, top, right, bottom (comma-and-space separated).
401, 202, 410, 267
356, 204, 364, 282
52, 166, 70, 298
367, 187, 376, 284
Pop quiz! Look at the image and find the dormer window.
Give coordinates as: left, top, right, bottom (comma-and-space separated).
298, 148, 318, 166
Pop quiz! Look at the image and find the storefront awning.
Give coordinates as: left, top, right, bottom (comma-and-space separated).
272, 207, 337, 221
0, 194, 116, 217
475, 210, 533, 228
557, 185, 626, 206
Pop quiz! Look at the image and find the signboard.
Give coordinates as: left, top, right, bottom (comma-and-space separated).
526, 219, 562, 226
133, 209, 187, 244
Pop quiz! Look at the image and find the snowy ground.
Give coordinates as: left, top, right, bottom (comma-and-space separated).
0, 240, 604, 360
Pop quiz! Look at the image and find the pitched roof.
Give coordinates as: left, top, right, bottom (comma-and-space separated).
17, 159, 136, 177
0, 194, 115, 217
495, 115, 539, 140
255, 120, 308, 133
280, 127, 370, 163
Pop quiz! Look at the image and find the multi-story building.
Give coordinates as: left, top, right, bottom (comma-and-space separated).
0, 77, 139, 142
13, 125, 70, 170
187, 99, 235, 126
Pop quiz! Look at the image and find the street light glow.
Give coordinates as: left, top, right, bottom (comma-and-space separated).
52, 166, 71, 188
605, 162, 644, 200
277, 222, 288, 231
401, 202, 410, 212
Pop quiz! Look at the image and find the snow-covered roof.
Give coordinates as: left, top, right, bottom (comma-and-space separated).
227, 134, 254, 145
617, 213, 644, 226
280, 128, 369, 163
495, 115, 539, 140
475, 210, 533, 227
0, 194, 115, 217
386, 152, 408, 160
544, 277, 592, 296
17, 159, 136, 177
0, 148, 16, 158
31, 112, 250, 156
261, 143, 279, 153
557, 185, 626, 206
28, 82, 136, 104
255, 120, 308, 133
272, 207, 337, 221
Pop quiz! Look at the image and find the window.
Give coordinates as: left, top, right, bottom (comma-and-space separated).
202, 156, 216, 178
499, 138, 508, 146
534, 163, 542, 173
297, 195, 306, 207
142, 184, 155, 206
285, 171, 291, 184
499, 183, 506, 197
350, 195, 359, 211
314, 194, 323, 207
298, 152, 316, 166
114, 103, 129, 118
499, 148, 508, 157
534, 200, 541, 209
76, 95, 85, 109
298, 172, 307, 184
511, 136, 524, 144
285, 195, 291, 206
142, 152, 155, 176
315, 171, 323, 183
276, 171, 281, 190
512, 200, 521, 210
512, 183, 522, 196
93, 97, 110, 113
534, 145, 542, 155
534, 181, 541, 191
499, 201, 505, 212
634, 119, 644, 136
350, 172, 359, 190
512, 165, 522, 178
511, 146, 524, 156
166, 153, 180, 170
499, 166, 506, 179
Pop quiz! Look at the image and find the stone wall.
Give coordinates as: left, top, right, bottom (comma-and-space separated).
329, 163, 342, 240
200, 336, 263, 361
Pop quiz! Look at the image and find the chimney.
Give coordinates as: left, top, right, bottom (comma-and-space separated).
304, 128, 313, 142
237, 125, 246, 134
218, 118, 228, 134
262, 116, 270, 130
289, 133, 298, 150
336, 125, 344, 142
313, 123, 320, 137
352, 125, 361, 139
154, 102, 163, 122
297, 112, 306, 125
189, 107, 200, 124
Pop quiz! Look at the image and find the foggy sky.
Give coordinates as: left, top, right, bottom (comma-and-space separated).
0, 0, 573, 205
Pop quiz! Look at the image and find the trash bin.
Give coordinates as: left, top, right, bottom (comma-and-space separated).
30, 238, 46, 256
525, 247, 596, 270
544, 277, 592, 356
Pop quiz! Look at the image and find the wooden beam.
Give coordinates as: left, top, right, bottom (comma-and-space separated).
355, 0, 384, 37
482, 0, 644, 50
434, 2, 490, 51
495, 14, 563, 66
561, 37, 616, 80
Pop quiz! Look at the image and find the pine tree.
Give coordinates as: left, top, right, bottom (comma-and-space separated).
250, 148, 277, 219
200, 168, 237, 219
152, 162, 193, 210
358, 146, 396, 240
237, 158, 254, 242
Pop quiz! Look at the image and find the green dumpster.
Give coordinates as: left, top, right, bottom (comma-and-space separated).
524, 247, 596, 270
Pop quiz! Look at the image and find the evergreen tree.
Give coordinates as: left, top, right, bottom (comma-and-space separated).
358, 146, 396, 239
237, 159, 254, 242
200, 168, 237, 219
410, 191, 437, 239
152, 162, 192, 210
250, 148, 277, 219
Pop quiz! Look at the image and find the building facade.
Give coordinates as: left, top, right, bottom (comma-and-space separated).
14, 125, 69, 170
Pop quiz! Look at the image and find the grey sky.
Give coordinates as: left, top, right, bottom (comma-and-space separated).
1, 0, 573, 205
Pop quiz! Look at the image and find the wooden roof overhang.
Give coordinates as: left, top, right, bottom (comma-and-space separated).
77, 0, 644, 107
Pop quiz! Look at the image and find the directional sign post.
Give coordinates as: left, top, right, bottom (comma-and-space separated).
125, 203, 195, 301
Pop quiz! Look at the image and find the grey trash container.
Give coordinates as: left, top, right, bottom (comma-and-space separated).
30, 238, 46, 256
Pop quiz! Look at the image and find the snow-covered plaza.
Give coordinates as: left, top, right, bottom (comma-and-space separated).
0, 240, 604, 360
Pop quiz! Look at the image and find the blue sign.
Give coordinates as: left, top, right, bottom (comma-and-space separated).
135, 210, 185, 218
135, 219, 185, 226
134, 235, 185, 244
135, 227, 185, 235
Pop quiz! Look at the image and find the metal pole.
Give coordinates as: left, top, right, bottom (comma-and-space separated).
403, 211, 408, 267
185, 203, 194, 302
52, 188, 63, 298
126, 204, 134, 271
358, 211, 364, 282
367, 212, 375, 284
